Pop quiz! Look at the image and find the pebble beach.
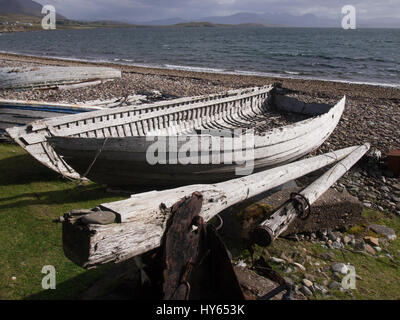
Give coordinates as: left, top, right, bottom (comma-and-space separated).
0, 52, 399, 215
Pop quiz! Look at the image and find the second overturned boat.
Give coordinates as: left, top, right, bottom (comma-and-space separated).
43, 85, 345, 188
0, 66, 121, 90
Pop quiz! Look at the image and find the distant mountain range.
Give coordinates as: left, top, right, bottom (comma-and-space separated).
0, 1, 398, 28
140, 12, 339, 28
140, 12, 400, 28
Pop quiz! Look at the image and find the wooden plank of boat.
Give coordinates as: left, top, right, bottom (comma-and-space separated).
0, 66, 121, 90
47, 94, 345, 188
5, 86, 273, 179
0, 101, 104, 152
252, 143, 371, 246
61, 145, 360, 269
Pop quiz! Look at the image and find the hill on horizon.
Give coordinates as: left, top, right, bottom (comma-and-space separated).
0, 0, 66, 19
137, 11, 400, 28
138, 12, 339, 27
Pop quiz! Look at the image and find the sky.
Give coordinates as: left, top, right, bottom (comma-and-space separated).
35, 0, 400, 23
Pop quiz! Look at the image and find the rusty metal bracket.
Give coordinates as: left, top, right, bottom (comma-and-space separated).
162, 192, 245, 300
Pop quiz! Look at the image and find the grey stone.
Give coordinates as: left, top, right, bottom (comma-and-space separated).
343, 235, 352, 245
293, 262, 306, 271
369, 224, 397, 241
283, 277, 295, 289
354, 239, 366, 251
365, 244, 376, 255
328, 281, 341, 290
332, 241, 342, 249
300, 286, 313, 297
327, 231, 337, 241
271, 257, 285, 264
331, 263, 348, 275
381, 186, 390, 193
363, 202, 372, 208
302, 279, 313, 288
392, 196, 400, 202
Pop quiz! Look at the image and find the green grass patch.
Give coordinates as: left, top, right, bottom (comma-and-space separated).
0, 144, 128, 300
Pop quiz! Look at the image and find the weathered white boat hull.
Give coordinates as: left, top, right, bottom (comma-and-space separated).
6, 87, 273, 179
48, 93, 345, 188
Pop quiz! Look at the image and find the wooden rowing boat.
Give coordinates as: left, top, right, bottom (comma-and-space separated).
0, 66, 121, 90
6, 87, 270, 179
46, 85, 345, 188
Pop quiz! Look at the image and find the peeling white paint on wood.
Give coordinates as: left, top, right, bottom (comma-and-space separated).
6, 86, 345, 186
6, 87, 270, 179
62, 146, 359, 268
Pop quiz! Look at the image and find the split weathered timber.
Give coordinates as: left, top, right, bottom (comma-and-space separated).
62, 146, 359, 269
6, 86, 270, 179
252, 143, 371, 246
47, 87, 345, 187
0, 66, 121, 90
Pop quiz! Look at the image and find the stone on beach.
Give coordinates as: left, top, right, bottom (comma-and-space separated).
331, 263, 349, 275
369, 224, 397, 241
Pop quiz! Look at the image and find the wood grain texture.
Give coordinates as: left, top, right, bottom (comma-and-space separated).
0, 66, 121, 90
6, 87, 268, 179
254, 143, 370, 246
47, 92, 345, 188
62, 146, 358, 268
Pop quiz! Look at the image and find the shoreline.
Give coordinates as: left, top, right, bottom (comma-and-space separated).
2, 50, 399, 90
1, 51, 400, 101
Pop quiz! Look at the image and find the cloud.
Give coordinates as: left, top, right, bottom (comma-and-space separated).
34, 0, 400, 22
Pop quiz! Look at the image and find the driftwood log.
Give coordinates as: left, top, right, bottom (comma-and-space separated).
62, 146, 361, 269
252, 143, 370, 246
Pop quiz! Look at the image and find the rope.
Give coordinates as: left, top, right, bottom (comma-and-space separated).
290, 192, 311, 220
81, 137, 109, 179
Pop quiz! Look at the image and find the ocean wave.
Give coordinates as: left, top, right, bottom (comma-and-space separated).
164, 64, 225, 73
284, 71, 301, 75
